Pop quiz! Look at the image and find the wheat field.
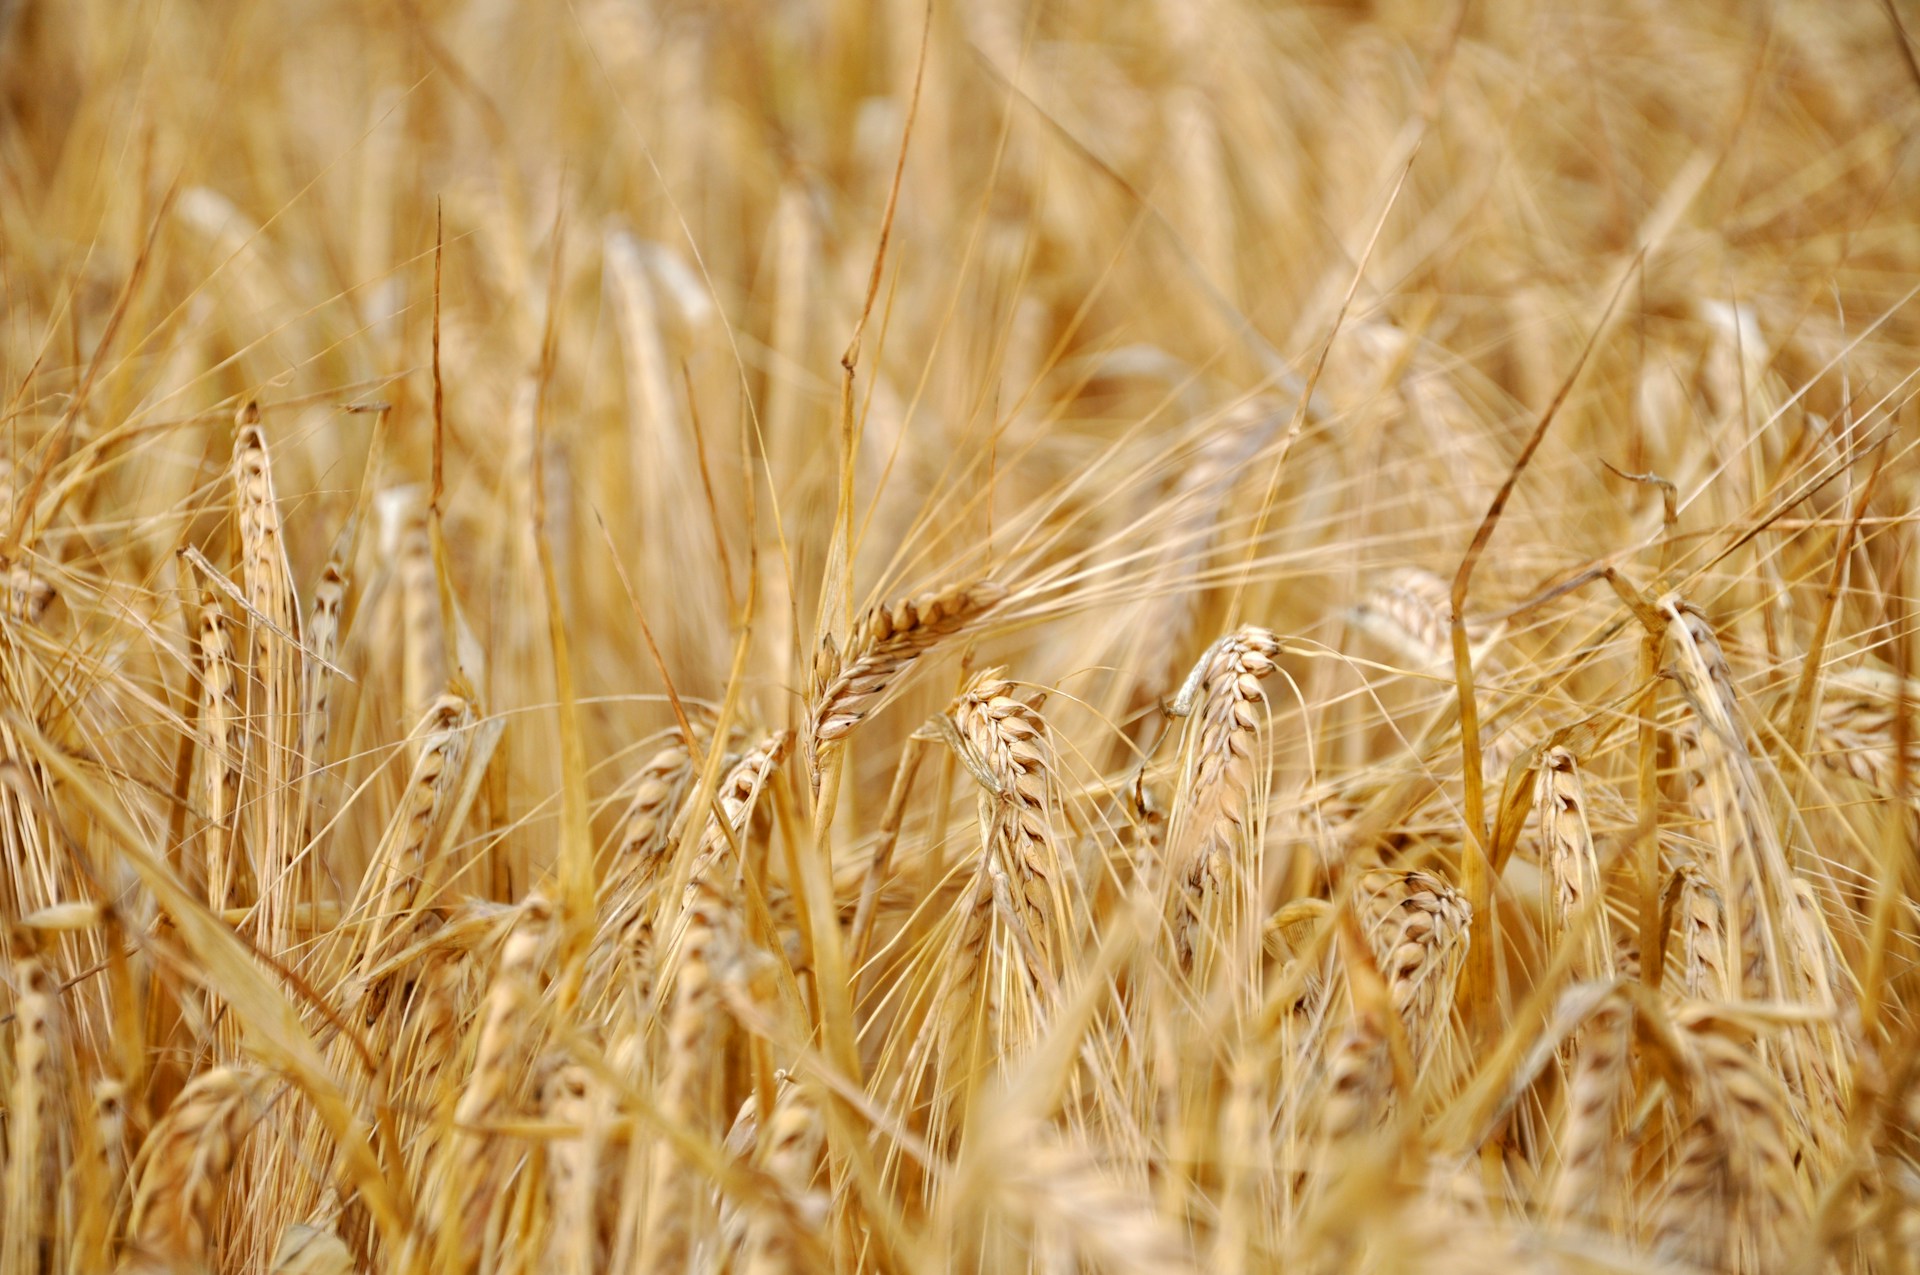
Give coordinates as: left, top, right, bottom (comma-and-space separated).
1, 0, 1918, 1271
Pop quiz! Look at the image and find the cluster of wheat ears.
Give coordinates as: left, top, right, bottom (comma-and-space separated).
3, 0, 1920, 1272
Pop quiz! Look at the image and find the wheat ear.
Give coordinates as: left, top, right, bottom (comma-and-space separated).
1551, 986, 1629, 1228
195, 588, 244, 912
414, 896, 552, 1273
1353, 867, 1470, 1071
3, 955, 58, 1274
683, 729, 792, 899
301, 556, 348, 771
735, 1077, 827, 1275
805, 580, 1004, 788
270, 1223, 357, 1274
1536, 745, 1611, 978
1167, 625, 1281, 969
234, 407, 306, 950
541, 1061, 612, 1275
124, 1067, 264, 1270
353, 692, 476, 983
633, 878, 745, 1272
949, 669, 1074, 979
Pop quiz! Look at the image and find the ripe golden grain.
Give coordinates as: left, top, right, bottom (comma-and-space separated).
2, 5, 1917, 1273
